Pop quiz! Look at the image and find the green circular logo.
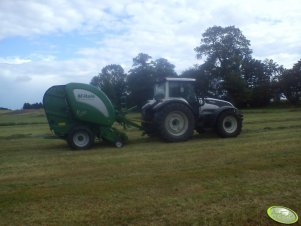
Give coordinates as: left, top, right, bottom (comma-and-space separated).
267, 206, 298, 224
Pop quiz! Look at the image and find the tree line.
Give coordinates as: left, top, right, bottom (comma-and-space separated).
23, 102, 43, 110
90, 26, 301, 109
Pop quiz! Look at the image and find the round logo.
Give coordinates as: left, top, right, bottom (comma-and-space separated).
267, 206, 298, 224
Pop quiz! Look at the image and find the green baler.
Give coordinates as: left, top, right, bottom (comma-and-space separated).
43, 83, 137, 150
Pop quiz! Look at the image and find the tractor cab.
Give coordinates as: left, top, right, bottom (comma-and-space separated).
154, 78, 198, 104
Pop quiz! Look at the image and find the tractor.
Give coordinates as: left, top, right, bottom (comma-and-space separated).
141, 77, 243, 141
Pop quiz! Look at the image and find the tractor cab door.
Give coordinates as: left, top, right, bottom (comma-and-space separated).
168, 81, 199, 115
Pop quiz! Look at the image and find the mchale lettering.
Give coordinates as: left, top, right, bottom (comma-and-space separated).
78, 94, 95, 99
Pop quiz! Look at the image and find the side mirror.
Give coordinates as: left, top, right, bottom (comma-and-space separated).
198, 98, 205, 106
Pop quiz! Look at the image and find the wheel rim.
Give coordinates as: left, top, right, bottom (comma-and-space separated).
115, 141, 123, 148
222, 115, 238, 134
73, 131, 90, 148
165, 111, 188, 136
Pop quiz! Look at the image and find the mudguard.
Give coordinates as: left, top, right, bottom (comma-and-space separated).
152, 98, 193, 112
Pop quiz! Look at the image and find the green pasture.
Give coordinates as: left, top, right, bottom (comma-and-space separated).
0, 108, 300, 225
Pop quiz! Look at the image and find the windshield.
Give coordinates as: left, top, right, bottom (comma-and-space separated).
154, 82, 165, 99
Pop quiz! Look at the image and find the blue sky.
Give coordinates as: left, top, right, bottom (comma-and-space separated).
0, 0, 300, 109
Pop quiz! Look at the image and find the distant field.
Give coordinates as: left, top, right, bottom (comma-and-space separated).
0, 108, 300, 225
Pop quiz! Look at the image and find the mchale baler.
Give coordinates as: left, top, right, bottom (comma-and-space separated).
43, 83, 140, 149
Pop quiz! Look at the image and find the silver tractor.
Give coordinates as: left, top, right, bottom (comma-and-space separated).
141, 77, 243, 141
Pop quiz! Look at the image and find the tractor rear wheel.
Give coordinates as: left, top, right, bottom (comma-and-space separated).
67, 126, 95, 150
141, 109, 156, 136
216, 111, 242, 138
155, 103, 195, 142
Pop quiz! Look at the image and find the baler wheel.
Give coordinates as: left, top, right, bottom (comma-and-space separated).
67, 126, 95, 150
115, 140, 123, 148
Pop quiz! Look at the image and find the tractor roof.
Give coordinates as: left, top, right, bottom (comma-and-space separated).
165, 77, 196, 82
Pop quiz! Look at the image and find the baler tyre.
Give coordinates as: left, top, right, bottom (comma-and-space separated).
115, 140, 123, 148
67, 126, 95, 150
216, 111, 242, 138
155, 103, 195, 142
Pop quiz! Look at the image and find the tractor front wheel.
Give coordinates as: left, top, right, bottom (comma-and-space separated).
216, 111, 242, 138
155, 103, 195, 142
67, 126, 95, 150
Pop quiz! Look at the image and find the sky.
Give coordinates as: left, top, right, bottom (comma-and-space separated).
0, 0, 300, 109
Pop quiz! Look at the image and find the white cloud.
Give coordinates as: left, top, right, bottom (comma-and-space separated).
0, 57, 32, 64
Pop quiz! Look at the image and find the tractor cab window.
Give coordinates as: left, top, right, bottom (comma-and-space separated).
169, 81, 197, 102
154, 82, 166, 100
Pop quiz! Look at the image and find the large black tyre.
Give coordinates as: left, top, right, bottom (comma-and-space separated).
67, 126, 95, 150
216, 111, 242, 138
141, 110, 156, 136
155, 103, 195, 142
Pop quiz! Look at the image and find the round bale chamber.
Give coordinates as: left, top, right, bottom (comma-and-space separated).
65, 83, 116, 126
44, 83, 125, 149
43, 85, 75, 138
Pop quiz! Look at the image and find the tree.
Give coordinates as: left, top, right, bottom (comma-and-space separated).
23, 102, 43, 109
263, 59, 285, 103
241, 58, 274, 107
127, 53, 177, 108
153, 58, 177, 80
180, 65, 210, 96
90, 64, 126, 108
23, 103, 30, 109
223, 71, 250, 107
127, 53, 155, 108
195, 26, 252, 69
194, 26, 252, 106
279, 59, 301, 104
132, 52, 152, 68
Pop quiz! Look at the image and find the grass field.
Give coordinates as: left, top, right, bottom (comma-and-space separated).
0, 108, 300, 225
